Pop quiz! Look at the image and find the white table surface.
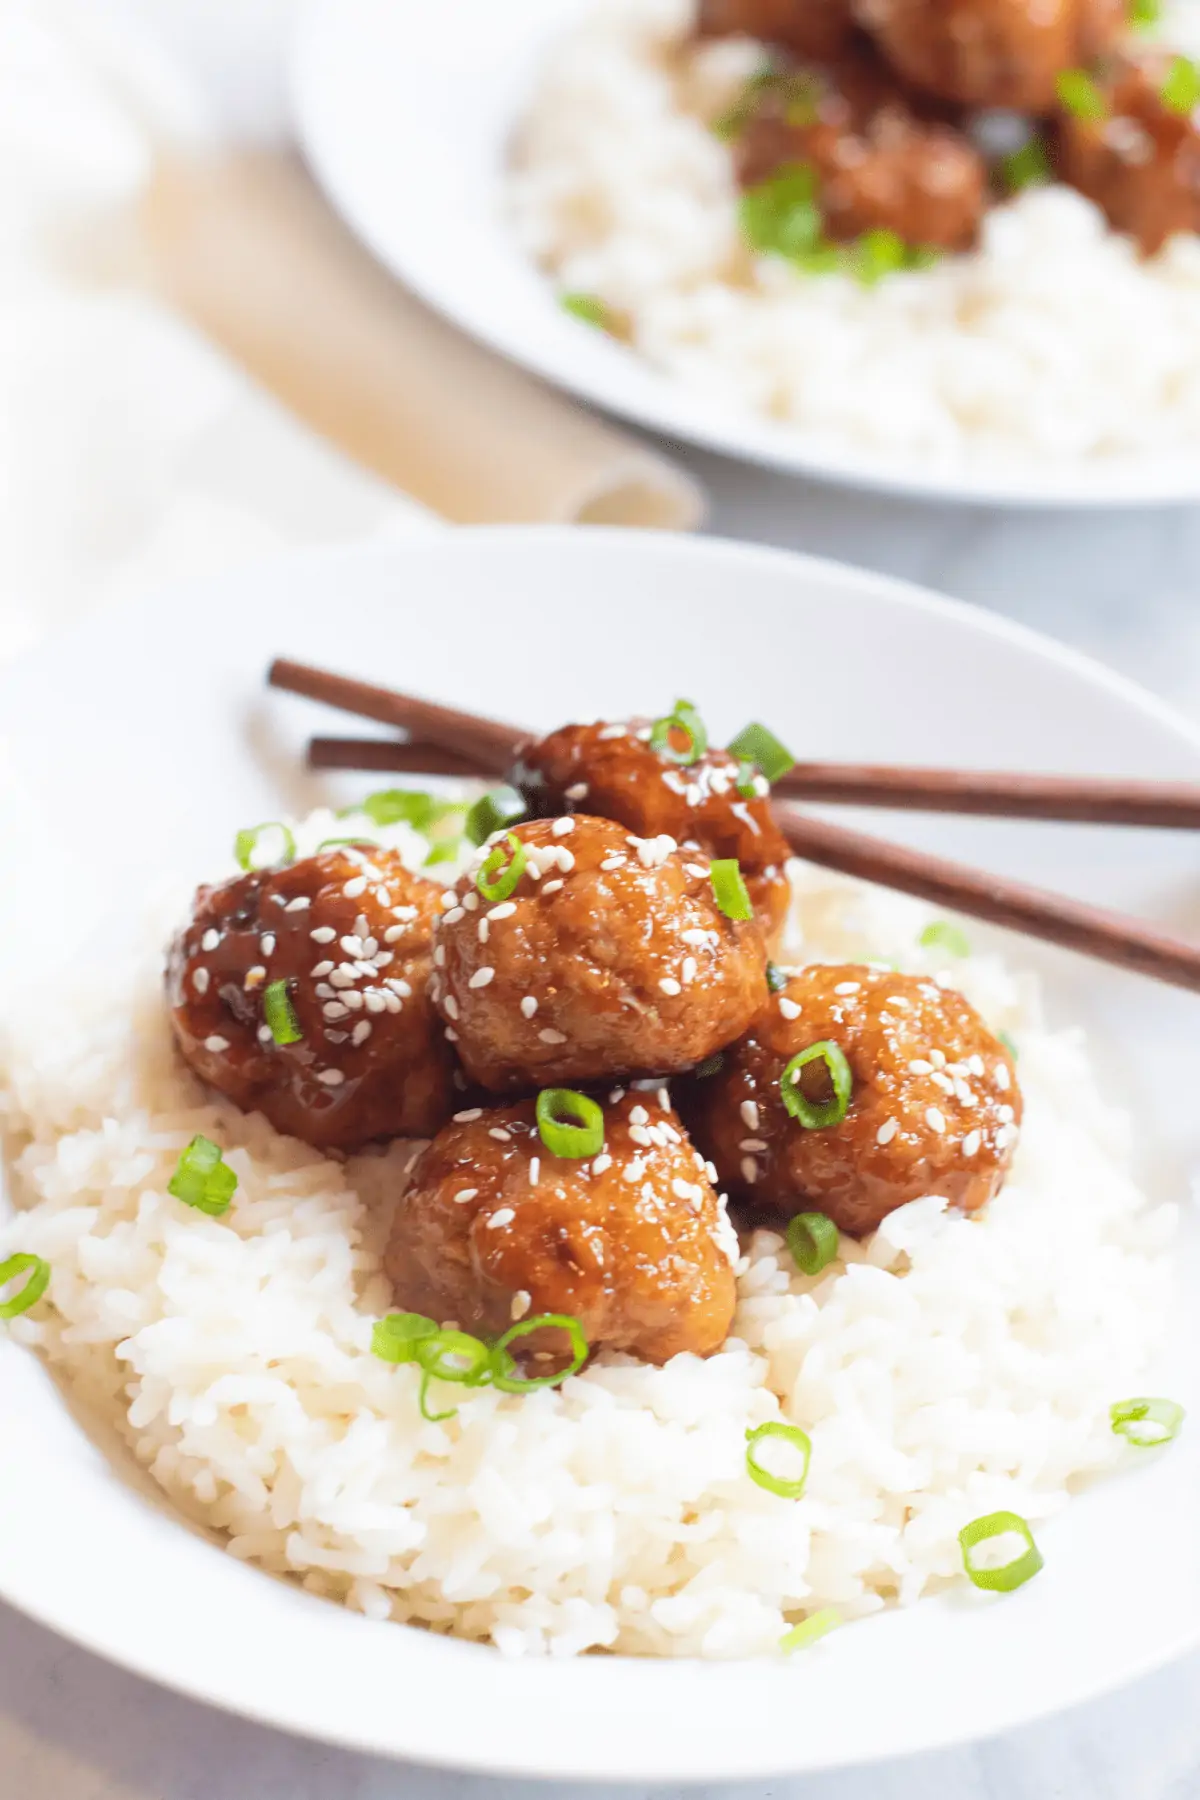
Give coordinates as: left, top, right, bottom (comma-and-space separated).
4, 4, 1200, 1794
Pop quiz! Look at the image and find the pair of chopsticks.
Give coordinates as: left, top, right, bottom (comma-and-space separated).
268, 658, 1200, 996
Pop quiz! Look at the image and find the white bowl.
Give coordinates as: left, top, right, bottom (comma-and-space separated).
1, 529, 1197, 1781
290, 0, 1200, 511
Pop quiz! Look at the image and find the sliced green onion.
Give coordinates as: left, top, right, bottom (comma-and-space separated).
416, 1328, 493, 1386
906, 245, 943, 272
745, 1421, 812, 1499
781, 1041, 853, 1131
0, 1253, 50, 1320
491, 1313, 589, 1392
357, 788, 442, 831
727, 721, 796, 784
740, 161, 823, 262
371, 1312, 438, 1364
263, 978, 303, 1045
167, 1134, 237, 1216
233, 821, 296, 872
1131, 0, 1162, 25
710, 858, 753, 922
1160, 54, 1200, 114
1056, 68, 1107, 120
766, 962, 788, 994
1002, 135, 1052, 192
786, 1211, 840, 1277
476, 831, 526, 903
424, 840, 461, 866
1110, 1396, 1185, 1447
780, 1607, 841, 1653
852, 226, 909, 286
959, 1511, 1044, 1593
316, 835, 379, 852
560, 291, 609, 329
920, 919, 970, 958
649, 698, 708, 767
735, 760, 758, 799
998, 1029, 1019, 1060
536, 1088, 605, 1159
419, 1370, 459, 1422
465, 786, 525, 847
693, 1051, 725, 1079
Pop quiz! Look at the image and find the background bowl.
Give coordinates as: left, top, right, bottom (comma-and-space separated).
291, 0, 1200, 510
1, 528, 1198, 1780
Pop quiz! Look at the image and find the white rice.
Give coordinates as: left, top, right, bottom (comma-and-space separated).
507, 0, 1200, 468
0, 808, 1177, 1659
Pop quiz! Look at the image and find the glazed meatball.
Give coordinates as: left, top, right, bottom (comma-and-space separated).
698, 0, 854, 60
432, 815, 768, 1093
1056, 51, 1200, 252
857, 0, 1125, 113
385, 1091, 738, 1363
734, 53, 988, 249
687, 964, 1021, 1237
167, 845, 457, 1150
512, 719, 792, 942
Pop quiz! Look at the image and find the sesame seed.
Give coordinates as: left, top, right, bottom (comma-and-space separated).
682, 957, 697, 985
565, 782, 588, 801
968, 1054, 986, 1077
445, 1028, 459, 1043
658, 1086, 669, 1110
629, 1125, 652, 1147
705, 1160, 719, 1183
778, 997, 801, 1020
352, 1021, 372, 1046
434, 945, 446, 967
511, 1290, 532, 1320
200, 930, 220, 953
461, 892, 478, 913
998, 1103, 1015, 1124
925, 1106, 946, 1134
439, 891, 458, 910
382, 993, 402, 1014
310, 926, 336, 944
622, 1158, 646, 1183
629, 1105, 649, 1125
539, 1028, 567, 1045
592, 1152, 612, 1174
541, 879, 565, 897
204, 1034, 230, 1052
469, 967, 496, 989
685, 863, 708, 878
671, 1178, 695, 1201
740, 1100, 760, 1132
364, 991, 387, 1014
339, 936, 363, 958
343, 877, 368, 898
681, 928, 707, 946
311, 961, 334, 978
394, 905, 418, 922
454, 1188, 478, 1203
600, 857, 625, 872
997, 1123, 1018, 1148
610, 1089, 626, 1104
383, 925, 406, 944
192, 967, 210, 996
555, 849, 575, 873
318, 1069, 346, 1087
909, 1059, 933, 1075
552, 817, 575, 837
876, 1118, 898, 1146
520, 996, 539, 1019
489, 901, 517, 921
284, 897, 310, 913
834, 982, 861, 996
489, 1128, 512, 1142
342, 992, 365, 1012
931, 1071, 955, 1094
962, 1130, 982, 1157
260, 934, 277, 956
443, 907, 464, 926
739, 1137, 768, 1153
478, 919, 490, 943
598, 724, 627, 740
995, 1062, 1011, 1090
930, 1049, 947, 1069
954, 1080, 975, 1106
323, 1002, 349, 1021
454, 1108, 483, 1123
529, 1157, 540, 1185
386, 977, 412, 997
488, 1209, 515, 1228
444, 996, 460, 1019
740, 1156, 758, 1185
257, 1025, 273, 1045
659, 978, 682, 996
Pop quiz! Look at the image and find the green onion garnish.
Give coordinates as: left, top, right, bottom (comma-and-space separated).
233, 821, 296, 872
491, 1313, 589, 1392
920, 920, 970, 958
355, 788, 458, 831
419, 1372, 459, 1422
371, 1312, 438, 1364
1002, 135, 1052, 192
536, 1088, 605, 1160
465, 787, 525, 847
1110, 1396, 1185, 1446
780, 1607, 841, 1653
727, 721, 796, 784
416, 1327, 493, 1387
1160, 54, 1200, 114
316, 835, 379, 852
0, 1253, 50, 1320
745, 1421, 812, 1499
735, 761, 758, 798
959, 1511, 1044, 1593
167, 1134, 237, 1216
780, 1041, 853, 1130
766, 962, 787, 994
786, 1211, 840, 1277
710, 858, 753, 921
263, 979, 303, 1045
424, 840, 461, 866
649, 698, 708, 767
998, 1029, 1019, 1060
740, 161, 824, 262
693, 1051, 725, 1079
560, 292, 609, 329
852, 226, 909, 287
1131, 0, 1161, 24
476, 831, 526, 904
1056, 68, 1107, 120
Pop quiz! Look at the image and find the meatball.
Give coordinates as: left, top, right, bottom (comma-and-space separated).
698, 0, 854, 60
432, 815, 768, 1093
857, 0, 1125, 113
734, 52, 988, 249
512, 719, 792, 943
385, 1091, 738, 1363
686, 964, 1021, 1237
167, 845, 457, 1150
1056, 52, 1200, 253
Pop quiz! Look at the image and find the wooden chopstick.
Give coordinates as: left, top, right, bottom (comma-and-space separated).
270, 658, 1200, 995
776, 806, 1200, 994
307, 736, 489, 778
774, 763, 1200, 828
